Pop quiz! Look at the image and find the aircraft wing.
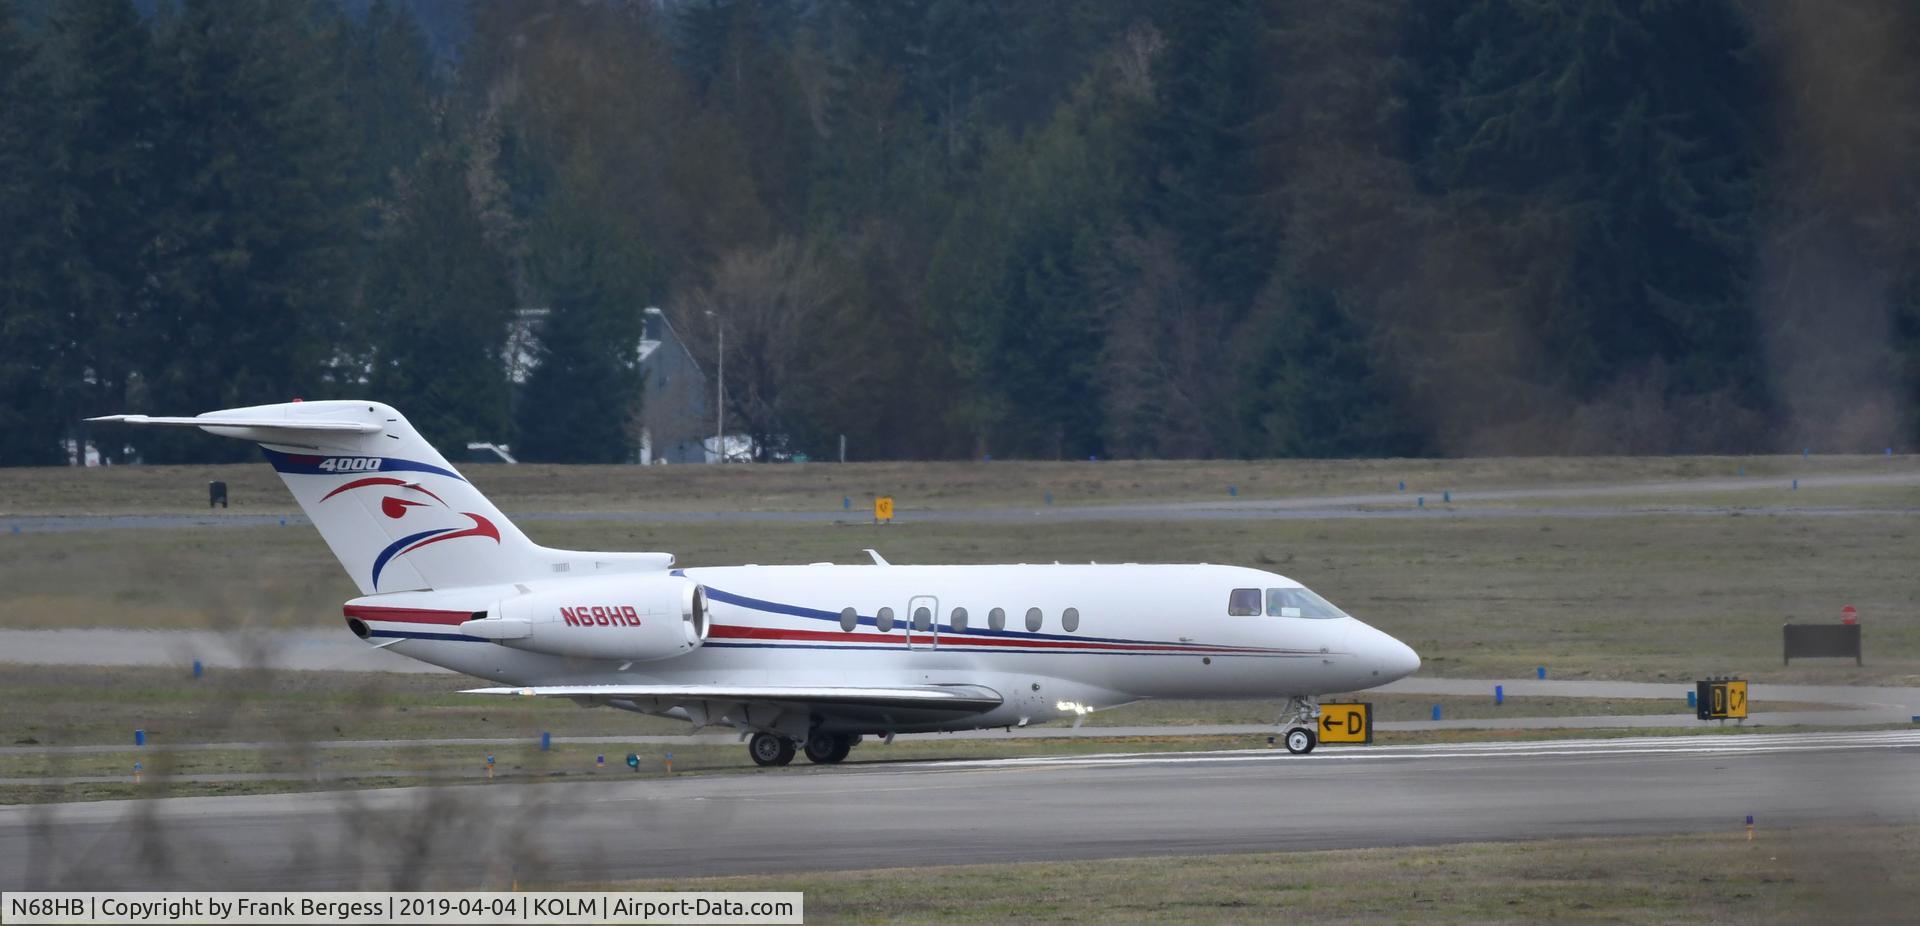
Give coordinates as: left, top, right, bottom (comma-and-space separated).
462, 683, 1003, 714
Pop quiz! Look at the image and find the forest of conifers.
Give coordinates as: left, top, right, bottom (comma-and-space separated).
2, 0, 1916, 464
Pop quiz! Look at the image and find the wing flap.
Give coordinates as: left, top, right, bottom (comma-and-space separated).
462, 683, 1003, 713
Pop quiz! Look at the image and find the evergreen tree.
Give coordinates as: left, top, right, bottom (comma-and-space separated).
43, 0, 160, 455
339, 0, 437, 220
136, 0, 359, 461
1234, 281, 1420, 458
364, 142, 517, 451
0, 0, 63, 463
515, 181, 648, 463
1418, 0, 1769, 445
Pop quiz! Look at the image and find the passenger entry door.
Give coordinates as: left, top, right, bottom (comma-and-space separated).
905, 595, 939, 650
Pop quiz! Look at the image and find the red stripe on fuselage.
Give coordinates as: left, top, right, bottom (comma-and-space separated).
344, 604, 471, 626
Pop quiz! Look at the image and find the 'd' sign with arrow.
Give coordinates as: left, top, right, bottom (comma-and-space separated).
1317, 703, 1373, 745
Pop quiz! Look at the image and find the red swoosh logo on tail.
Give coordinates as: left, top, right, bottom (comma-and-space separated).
321, 477, 446, 505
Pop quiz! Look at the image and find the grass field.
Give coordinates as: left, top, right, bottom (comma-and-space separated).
584, 825, 1920, 924
1, 454, 1911, 516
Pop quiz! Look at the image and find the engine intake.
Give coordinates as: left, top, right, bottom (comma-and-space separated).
461, 575, 708, 661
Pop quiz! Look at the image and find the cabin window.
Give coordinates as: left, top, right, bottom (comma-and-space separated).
839, 607, 858, 632
1266, 587, 1349, 620
1025, 607, 1043, 632
1062, 607, 1080, 632
876, 606, 895, 632
912, 606, 932, 631
952, 607, 969, 632
989, 607, 1006, 631
1228, 588, 1261, 616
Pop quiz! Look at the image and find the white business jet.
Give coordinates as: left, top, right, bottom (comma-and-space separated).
92, 401, 1420, 764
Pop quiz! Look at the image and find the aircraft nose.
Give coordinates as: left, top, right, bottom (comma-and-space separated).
1383, 635, 1421, 680
1356, 624, 1420, 682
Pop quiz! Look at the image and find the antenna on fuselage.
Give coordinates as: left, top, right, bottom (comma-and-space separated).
864, 548, 890, 566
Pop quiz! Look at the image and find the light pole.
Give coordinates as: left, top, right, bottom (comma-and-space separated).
705, 310, 724, 463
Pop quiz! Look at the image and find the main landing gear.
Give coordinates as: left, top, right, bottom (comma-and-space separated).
1278, 694, 1320, 755
748, 731, 858, 766
748, 732, 795, 766
802, 731, 856, 764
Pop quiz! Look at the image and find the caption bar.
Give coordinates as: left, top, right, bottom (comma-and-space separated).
2, 892, 803, 924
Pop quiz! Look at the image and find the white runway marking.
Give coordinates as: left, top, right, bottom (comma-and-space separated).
897, 729, 1920, 771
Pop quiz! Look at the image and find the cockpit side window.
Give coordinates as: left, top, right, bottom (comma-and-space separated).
1227, 588, 1261, 616
1267, 587, 1349, 620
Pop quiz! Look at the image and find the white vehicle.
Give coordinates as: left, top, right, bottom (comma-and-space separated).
92, 401, 1420, 764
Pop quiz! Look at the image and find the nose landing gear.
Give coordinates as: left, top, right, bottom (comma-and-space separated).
1277, 694, 1321, 755
1283, 726, 1318, 754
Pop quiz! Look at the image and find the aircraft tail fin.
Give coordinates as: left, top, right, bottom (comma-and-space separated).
91, 400, 669, 594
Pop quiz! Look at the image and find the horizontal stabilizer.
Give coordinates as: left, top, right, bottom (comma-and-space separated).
88, 414, 382, 434
462, 683, 1004, 713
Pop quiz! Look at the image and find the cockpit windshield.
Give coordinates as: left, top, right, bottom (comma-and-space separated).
1266, 586, 1349, 620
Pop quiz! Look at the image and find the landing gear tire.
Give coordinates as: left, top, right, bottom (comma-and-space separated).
749, 732, 796, 767
804, 732, 854, 764
1284, 727, 1318, 755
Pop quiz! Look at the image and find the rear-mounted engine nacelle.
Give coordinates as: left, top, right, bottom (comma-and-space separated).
461, 575, 708, 661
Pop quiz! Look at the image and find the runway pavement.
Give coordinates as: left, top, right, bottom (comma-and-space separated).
3, 730, 1916, 890
7, 470, 1917, 532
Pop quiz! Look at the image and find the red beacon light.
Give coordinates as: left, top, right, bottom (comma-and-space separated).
1841, 605, 1858, 625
